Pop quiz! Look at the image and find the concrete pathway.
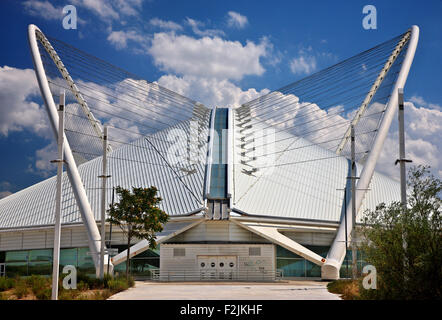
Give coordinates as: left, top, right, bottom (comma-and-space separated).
109, 280, 341, 300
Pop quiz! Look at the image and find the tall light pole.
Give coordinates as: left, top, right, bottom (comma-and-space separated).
395, 88, 412, 280
51, 91, 65, 300
396, 88, 411, 208
350, 125, 358, 280
99, 125, 109, 279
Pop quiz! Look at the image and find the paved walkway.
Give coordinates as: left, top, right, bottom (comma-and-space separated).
108, 280, 341, 300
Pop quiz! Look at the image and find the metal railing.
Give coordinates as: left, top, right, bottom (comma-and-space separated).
0, 263, 5, 277
150, 269, 284, 282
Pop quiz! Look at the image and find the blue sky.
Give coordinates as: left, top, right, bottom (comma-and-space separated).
0, 0, 441, 197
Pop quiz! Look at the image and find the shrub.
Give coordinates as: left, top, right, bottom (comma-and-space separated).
327, 279, 360, 300
58, 289, 80, 300
0, 277, 14, 291
107, 278, 129, 293
14, 279, 29, 299
26, 275, 50, 296
360, 166, 442, 299
77, 281, 89, 291
35, 287, 51, 300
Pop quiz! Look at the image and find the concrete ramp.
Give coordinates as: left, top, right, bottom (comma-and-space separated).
111, 219, 204, 266
232, 220, 326, 266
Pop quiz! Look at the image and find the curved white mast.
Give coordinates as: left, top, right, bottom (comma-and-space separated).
28, 24, 106, 271
322, 26, 419, 280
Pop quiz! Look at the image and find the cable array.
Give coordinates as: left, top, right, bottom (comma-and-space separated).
235, 31, 410, 167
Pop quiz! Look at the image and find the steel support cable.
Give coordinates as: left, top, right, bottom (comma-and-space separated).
239, 62, 401, 125
250, 151, 368, 170
70, 150, 189, 168
239, 33, 405, 111
47, 36, 202, 110
41, 53, 199, 119
65, 128, 208, 160
62, 110, 209, 148
144, 137, 203, 205
237, 54, 404, 125
45, 44, 203, 115
238, 54, 404, 125
63, 115, 209, 159
239, 55, 399, 121
239, 95, 391, 146
49, 89, 170, 134
48, 81, 207, 140
239, 51, 398, 116
238, 74, 400, 134
36, 46, 205, 129
240, 82, 399, 142
250, 110, 386, 151
46, 74, 193, 126
252, 129, 378, 158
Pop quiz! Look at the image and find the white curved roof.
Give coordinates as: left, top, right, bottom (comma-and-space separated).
231, 119, 400, 223
0, 119, 208, 229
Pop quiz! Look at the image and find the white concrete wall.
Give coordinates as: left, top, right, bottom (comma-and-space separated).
160, 243, 275, 274
0, 225, 127, 251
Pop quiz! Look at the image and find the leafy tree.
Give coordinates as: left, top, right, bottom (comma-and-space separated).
360, 166, 441, 299
107, 186, 169, 279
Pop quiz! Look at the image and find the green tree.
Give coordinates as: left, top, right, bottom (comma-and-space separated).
360, 166, 442, 299
107, 186, 169, 279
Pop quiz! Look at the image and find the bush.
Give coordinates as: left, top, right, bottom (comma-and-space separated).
27, 275, 50, 295
327, 279, 360, 300
0, 277, 14, 291
77, 281, 89, 291
360, 166, 442, 300
14, 279, 29, 299
107, 278, 129, 293
35, 287, 51, 300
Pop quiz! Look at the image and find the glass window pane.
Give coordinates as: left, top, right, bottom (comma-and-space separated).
6, 262, 27, 277
277, 258, 305, 277
28, 261, 51, 275
276, 246, 302, 258
6, 250, 28, 262
29, 249, 52, 262
60, 248, 78, 268
306, 261, 321, 277
77, 247, 95, 276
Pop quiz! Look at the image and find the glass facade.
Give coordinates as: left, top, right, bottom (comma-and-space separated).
2, 246, 160, 278
113, 245, 160, 277
208, 108, 228, 199
276, 245, 366, 278
2, 243, 365, 279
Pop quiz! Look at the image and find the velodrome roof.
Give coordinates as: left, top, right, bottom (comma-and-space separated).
0, 119, 208, 229
232, 120, 400, 223
0, 113, 400, 229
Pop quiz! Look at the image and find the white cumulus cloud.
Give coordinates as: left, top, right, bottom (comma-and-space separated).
185, 18, 225, 38
149, 32, 270, 80
149, 18, 183, 31
157, 75, 269, 108
107, 29, 148, 50
0, 66, 49, 137
376, 101, 442, 180
227, 11, 249, 29
290, 55, 317, 75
